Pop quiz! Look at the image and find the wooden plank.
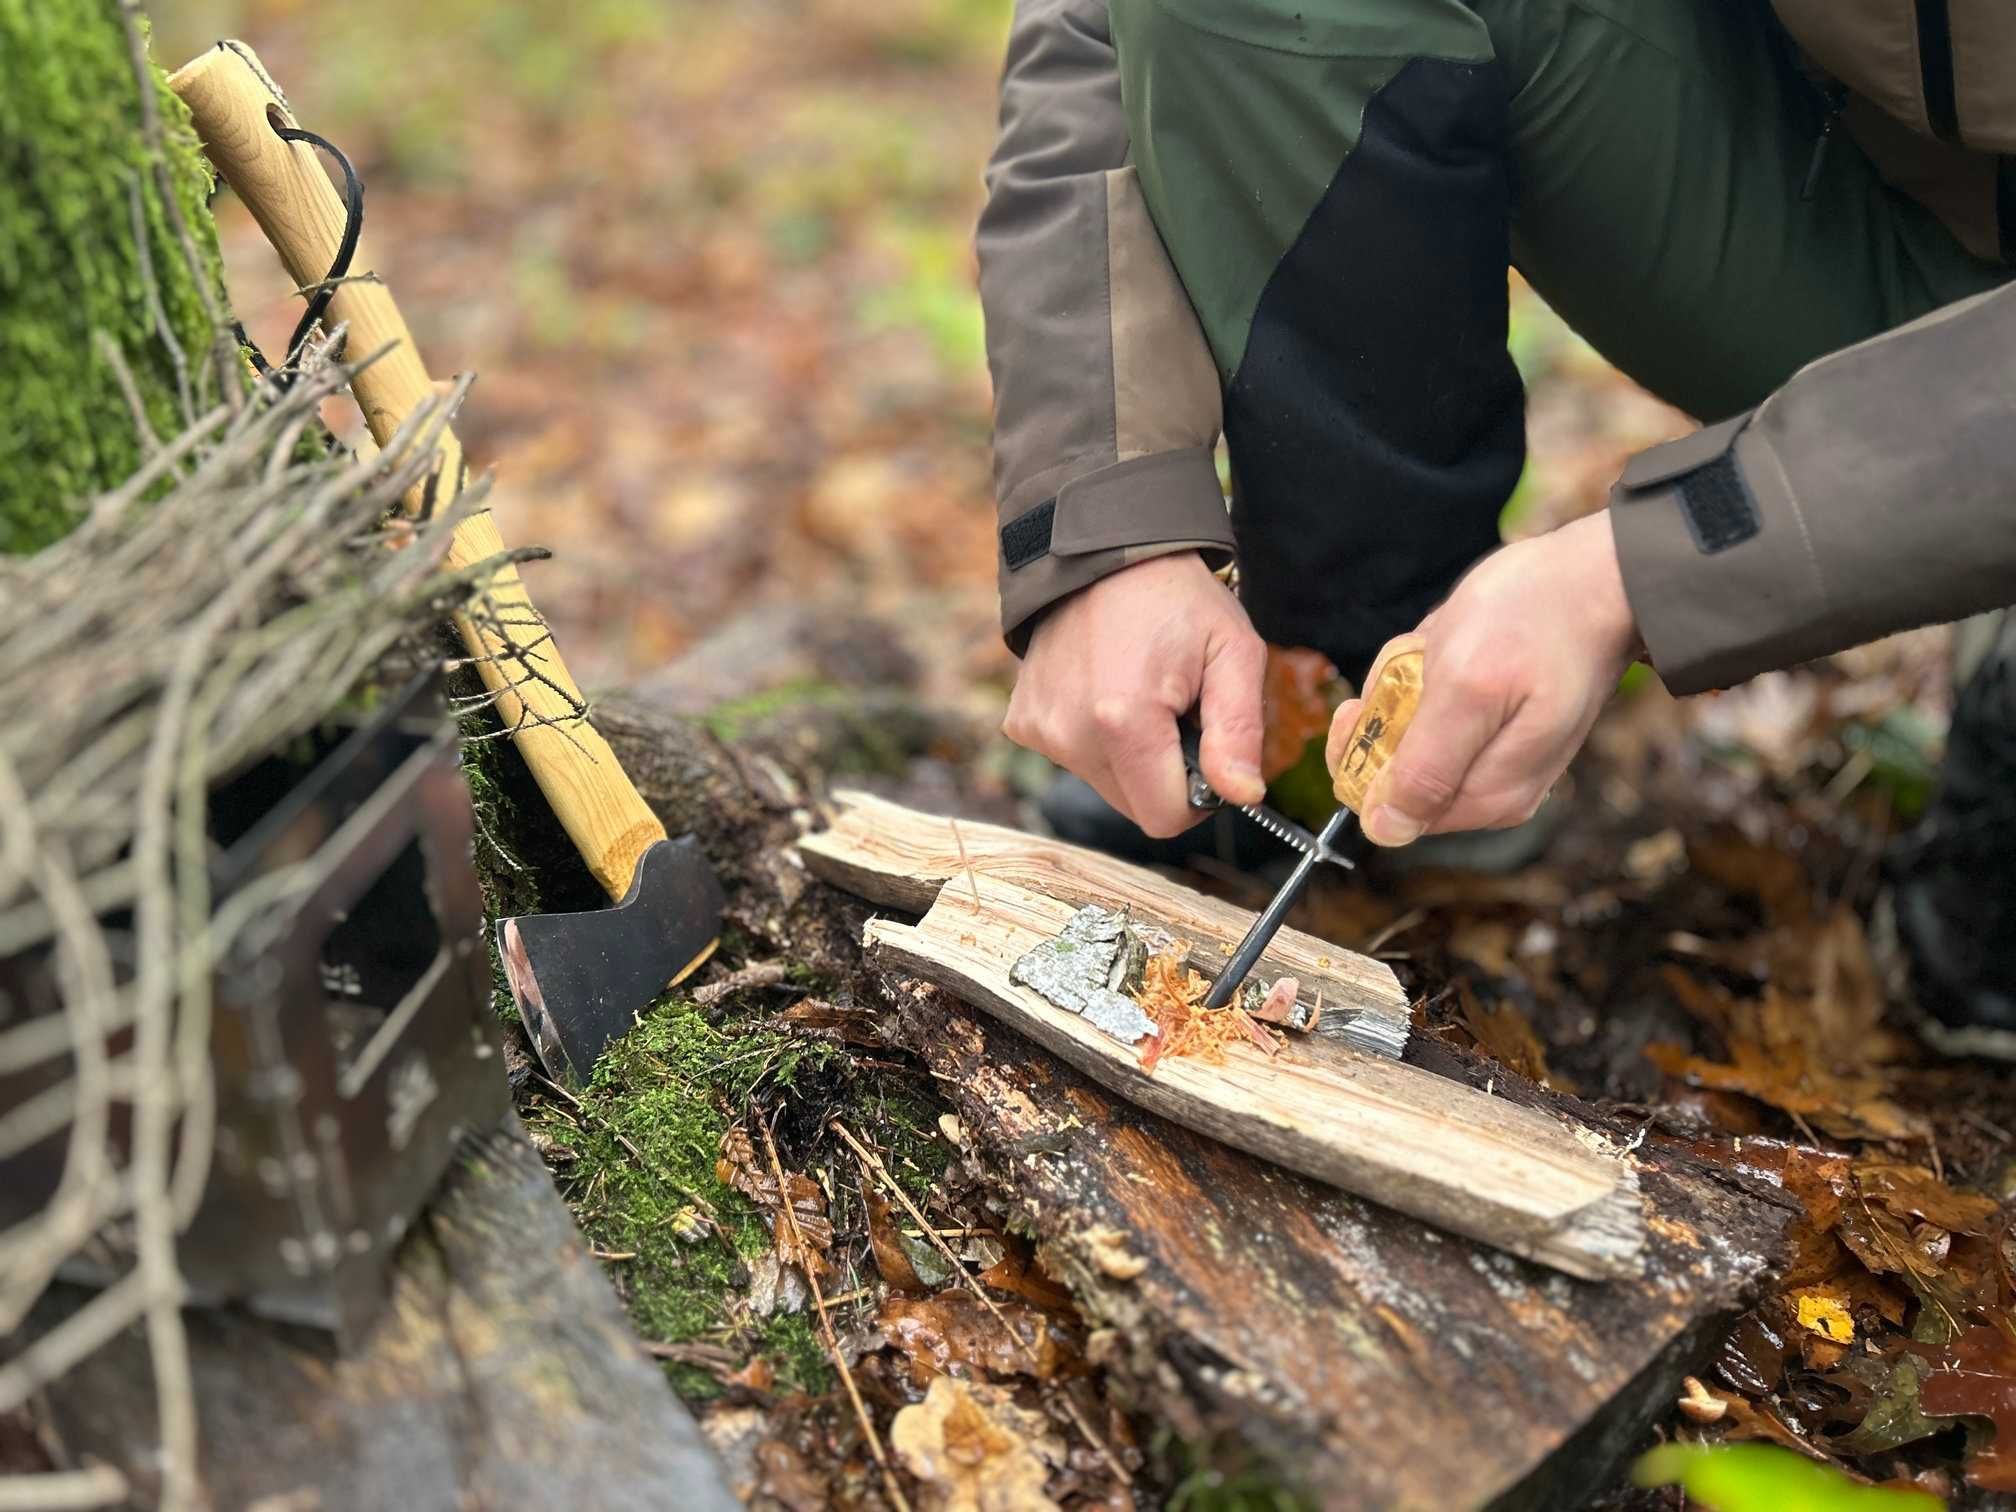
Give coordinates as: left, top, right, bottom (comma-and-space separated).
879, 983, 1791, 1510
868, 870, 1645, 1281
799, 789, 1410, 1058
33, 1115, 738, 1511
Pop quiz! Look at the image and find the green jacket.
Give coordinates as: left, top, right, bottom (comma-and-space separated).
978, 0, 2016, 695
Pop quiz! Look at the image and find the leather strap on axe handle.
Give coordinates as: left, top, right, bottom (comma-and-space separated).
171, 42, 666, 902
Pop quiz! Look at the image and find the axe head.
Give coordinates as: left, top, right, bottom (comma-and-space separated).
500, 835, 724, 1084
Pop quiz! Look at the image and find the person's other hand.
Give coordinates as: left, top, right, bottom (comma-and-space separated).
1325, 510, 1640, 846
1005, 552, 1266, 837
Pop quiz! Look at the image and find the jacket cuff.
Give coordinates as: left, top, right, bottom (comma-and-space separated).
1609, 413, 1832, 697
999, 447, 1234, 654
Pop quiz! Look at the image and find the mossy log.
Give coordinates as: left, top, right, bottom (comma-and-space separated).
0, 0, 229, 552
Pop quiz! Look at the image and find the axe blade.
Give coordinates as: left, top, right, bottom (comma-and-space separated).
500, 835, 724, 1084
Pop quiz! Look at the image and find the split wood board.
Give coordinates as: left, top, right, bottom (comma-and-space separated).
883, 983, 1790, 1510
800, 789, 1410, 1058
33, 1116, 738, 1511
800, 796, 1644, 1280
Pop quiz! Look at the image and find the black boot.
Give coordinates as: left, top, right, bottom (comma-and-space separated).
1892, 613, 2016, 1060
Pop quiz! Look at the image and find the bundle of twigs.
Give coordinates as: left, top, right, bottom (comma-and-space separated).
0, 340, 533, 1511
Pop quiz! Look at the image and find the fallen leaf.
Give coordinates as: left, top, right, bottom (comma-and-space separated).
1853, 1161, 2003, 1237
725, 1355, 776, 1393
863, 1184, 929, 1293
1716, 1311, 1793, 1398
1917, 1323, 2016, 1491
1674, 1378, 1829, 1460
716, 1127, 834, 1282
877, 1290, 1075, 1386
977, 1240, 1077, 1314
1685, 828, 1813, 924
1647, 966, 1924, 1141
891, 1376, 1066, 1512
1456, 979, 1566, 1089
1830, 1351, 1945, 1457
1796, 1290, 1856, 1344
753, 1438, 830, 1512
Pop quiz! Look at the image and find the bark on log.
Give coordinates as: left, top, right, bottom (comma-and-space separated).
882, 983, 1790, 1510
34, 1115, 738, 1512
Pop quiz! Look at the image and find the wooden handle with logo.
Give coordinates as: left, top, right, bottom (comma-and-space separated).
171, 43, 664, 901
1330, 634, 1426, 814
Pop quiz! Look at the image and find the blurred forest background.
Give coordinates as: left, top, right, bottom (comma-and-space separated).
154, 0, 1746, 720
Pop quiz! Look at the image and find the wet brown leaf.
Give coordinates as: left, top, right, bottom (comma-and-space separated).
977, 1240, 1077, 1314
1716, 1311, 1792, 1398
1854, 1160, 2003, 1237
753, 1438, 831, 1512
1648, 964, 1924, 1141
1917, 1324, 2016, 1491
717, 1127, 834, 1282
1455, 980, 1566, 1090
1685, 829, 1813, 924
890, 1376, 1065, 1512
878, 1290, 1076, 1387
863, 1183, 928, 1294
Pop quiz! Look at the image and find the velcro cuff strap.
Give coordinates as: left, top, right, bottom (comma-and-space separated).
1616, 413, 1760, 556
1000, 500, 1056, 569
999, 447, 1230, 570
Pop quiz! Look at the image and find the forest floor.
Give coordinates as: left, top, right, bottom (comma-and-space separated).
156, 2, 2016, 1507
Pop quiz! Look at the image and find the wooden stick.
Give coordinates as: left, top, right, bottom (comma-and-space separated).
858, 868, 1645, 1281
830, 1120, 1130, 1487
799, 792, 1411, 1059
168, 43, 664, 901
757, 1118, 909, 1512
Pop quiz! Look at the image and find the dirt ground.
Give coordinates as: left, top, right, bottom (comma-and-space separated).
155, 2, 2016, 1506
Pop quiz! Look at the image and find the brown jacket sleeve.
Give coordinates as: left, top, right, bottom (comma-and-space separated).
1611, 280, 2016, 696
977, 0, 1233, 654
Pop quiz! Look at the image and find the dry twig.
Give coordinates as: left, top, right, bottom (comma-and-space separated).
758, 1118, 911, 1512
830, 1119, 1130, 1486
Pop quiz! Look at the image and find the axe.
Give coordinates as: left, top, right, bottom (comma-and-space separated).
172, 43, 723, 1084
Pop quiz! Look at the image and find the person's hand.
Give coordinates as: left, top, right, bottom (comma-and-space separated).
1004, 552, 1266, 837
1326, 510, 1640, 846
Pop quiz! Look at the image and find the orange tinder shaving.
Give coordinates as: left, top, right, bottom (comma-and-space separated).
1133, 946, 1280, 1073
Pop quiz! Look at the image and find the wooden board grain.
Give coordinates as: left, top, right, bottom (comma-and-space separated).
869, 871, 1645, 1281
799, 789, 1410, 1058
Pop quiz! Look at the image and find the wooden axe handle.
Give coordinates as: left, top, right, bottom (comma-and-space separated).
1330, 633, 1426, 814
171, 42, 664, 902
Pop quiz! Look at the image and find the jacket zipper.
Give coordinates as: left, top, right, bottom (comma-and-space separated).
1915, 0, 1959, 142
1801, 83, 1848, 202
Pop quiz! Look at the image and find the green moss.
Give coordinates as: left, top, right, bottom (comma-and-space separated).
524, 979, 954, 1400
0, 0, 229, 552
523, 994, 827, 1397
701, 678, 851, 743
1162, 1434, 1316, 1512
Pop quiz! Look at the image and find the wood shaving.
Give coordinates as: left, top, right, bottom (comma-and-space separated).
1131, 946, 1280, 1073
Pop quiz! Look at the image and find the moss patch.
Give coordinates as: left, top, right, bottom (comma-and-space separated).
0, 0, 228, 551
525, 985, 952, 1400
